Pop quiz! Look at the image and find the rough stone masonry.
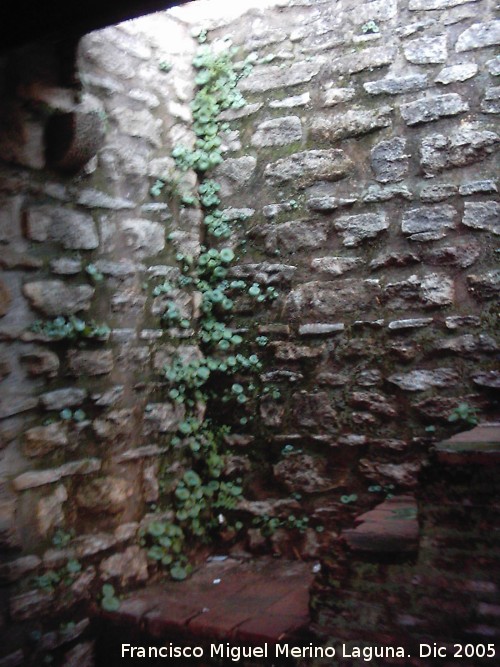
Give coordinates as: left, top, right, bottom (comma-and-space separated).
0, 0, 499, 664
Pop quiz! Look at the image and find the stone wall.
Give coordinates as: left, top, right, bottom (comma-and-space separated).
0, 12, 201, 665
0, 0, 499, 663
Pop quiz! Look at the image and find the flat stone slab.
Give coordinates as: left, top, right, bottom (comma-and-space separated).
101, 557, 313, 645
435, 423, 500, 464
342, 495, 419, 555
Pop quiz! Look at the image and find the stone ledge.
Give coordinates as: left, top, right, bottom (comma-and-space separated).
435, 423, 500, 464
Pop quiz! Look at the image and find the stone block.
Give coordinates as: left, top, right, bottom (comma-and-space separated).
435, 63, 478, 84
23, 422, 69, 458
401, 204, 457, 239
388, 368, 460, 391
114, 107, 162, 147
455, 20, 500, 52
310, 106, 393, 143
37, 484, 67, 536
403, 35, 447, 64
311, 256, 362, 276
24, 205, 98, 249
364, 74, 428, 96
410, 0, 477, 8
214, 157, 257, 197
286, 279, 381, 318
100, 546, 148, 584
23, 280, 94, 316
467, 270, 500, 300
40, 387, 87, 411
401, 94, 468, 125
76, 477, 134, 514
265, 149, 353, 187
273, 453, 335, 493
13, 458, 101, 491
10, 589, 54, 622
384, 273, 454, 309
67, 350, 114, 376
371, 137, 409, 183
481, 87, 500, 114
239, 61, 321, 93
331, 46, 397, 75
462, 202, 499, 234
120, 219, 165, 258
334, 212, 389, 247
420, 125, 499, 175
251, 116, 302, 147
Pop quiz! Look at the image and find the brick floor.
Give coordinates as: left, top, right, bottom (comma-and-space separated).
102, 557, 314, 645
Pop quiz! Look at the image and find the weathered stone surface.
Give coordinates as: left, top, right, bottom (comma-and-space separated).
401, 204, 457, 239
481, 87, 500, 114
264, 149, 353, 188
272, 342, 324, 361
459, 180, 497, 196
143, 402, 185, 435
62, 641, 95, 667
229, 263, 296, 285
22, 349, 60, 377
239, 61, 320, 93
251, 116, 302, 147
50, 257, 82, 275
13, 458, 101, 491
420, 125, 499, 175
40, 387, 87, 411
23, 422, 69, 458
24, 206, 98, 249
487, 56, 500, 76
10, 589, 54, 621
99, 545, 148, 584
76, 188, 134, 210
435, 63, 478, 85
362, 184, 413, 203
298, 323, 345, 336
270, 92, 310, 109
115, 107, 161, 147
388, 318, 433, 330
23, 280, 94, 316
237, 498, 300, 518
214, 156, 257, 197
311, 256, 362, 276
420, 183, 457, 202
322, 87, 356, 107
434, 333, 498, 354
0, 280, 12, 317
93, 409, 135, 440
364, 74, 428, 96
343, 495, 418, 555
67, 350, 114, 376
473, 371, 500, 389
273, 454, 334, 493
401, 94, 468, 125
456, 20, 500, 52
409, 0, 477, 9
311, 106, 393, 143
422, 240, 482, 268
384, 273, 455, 309
286, 279, 381, 318
256, 220, 327, 255
349, 391, 398, 418
120, 219, 165, 258
292, 391, 337, 432
334, 212, 389, 247
467, 270, 500, 300
388, 368, 459, 391
76, 477, 133, 514
0, 555, 41, 583
371, 137, 409, 183
445, 315, 481, 329
0, 394, 39, 419
404, 35, 447, 64
307, 195, 357, 211
331, 46, 397, 75
37, 484, 67, 536
260, 396, 284, 427
359, 460, 422, 487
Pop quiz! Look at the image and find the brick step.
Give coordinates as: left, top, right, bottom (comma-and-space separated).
99, 556, 314, 647
435, 423, 500, 465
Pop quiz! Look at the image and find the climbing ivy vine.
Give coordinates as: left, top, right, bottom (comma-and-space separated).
142, 34, 277, 581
